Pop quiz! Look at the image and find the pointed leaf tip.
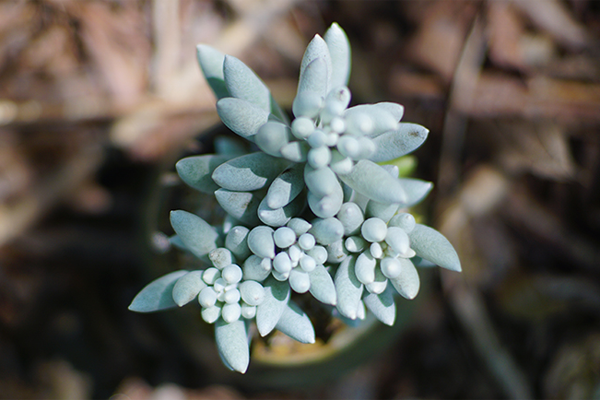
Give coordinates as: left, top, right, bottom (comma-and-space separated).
408, 224, 461, 272
129, 270, 188, 312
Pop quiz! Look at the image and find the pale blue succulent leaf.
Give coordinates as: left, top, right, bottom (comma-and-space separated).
304, 165, 340, 198
280, 140, 309, 162
298, 57, 329, 97
363, 285, 396, 326
170, 210, 219, 258
212, 152, 290, 192
215, 319, 250, 373
275, 300, 316, 344
299, 35, 332, 93
408, 224, 461, 272
339, 160, 407, 204
258, 193, 305, 227
216, 98, 269, 140
256, 277, 291, 336
373, 102, 404, 122
365, 200, 400, 223
326, 239, 349, 264
309, 217, 344, 245
214, 189, 261, 226
390, 258, 420, 299
176, 155, 229, 194
324, 22, 351, 88
334, 255, 363, 319
398, 178, 433, 208
307, 189, 344, 219
255, 121, 291, 157
266, 164, 305, 209
370, 123, 429, 162
129, 270, 188, 312
172, 271, 207, 307
223, 55, 271, 112
345, 104, 398, 137
308, 264, 337, 305
196, 45, 230, 99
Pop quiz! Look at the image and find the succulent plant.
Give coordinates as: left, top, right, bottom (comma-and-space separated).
129, 23, 461, 374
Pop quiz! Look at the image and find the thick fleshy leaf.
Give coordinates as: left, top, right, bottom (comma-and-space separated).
298, 58, 329, 97
176, 155, 229, 194
129, 270, 188, 312
398, 178, 433, 207
390, 258, 420, 299
374, 102, 404, 122
212, 152, 290, 192
408, 224, 461, 272
280, 140, 309, 162
215, 319, 250, 373
172, 271, 207, 307
336, 202, 364, 236
225, 226, 251, 261
266, 164, 305, 209
355, 251, 376, 285
308, 189, 344, 219
370, 123, 429, 162
345, 104, 398, 137
324, 22, 351, 88
275, 301, 315, 344
170, 210, 218, 258
308, 264, 337, 305
326, 239, 348, 264
216, 98, 269, 140
339, 160, 407, 204
299, 34, 332, 94
363, 286, 396, 326
304, 165, 340, 198
334, 255, 363, 319
309, 217, 344, 245
256, 277, 291, 336
214, 189, 261, 226
365, 200, 400, 223
258, 194, 305, 227
224, 55, 271, 112
196, 45, 229, 99
255, 121, 291, 157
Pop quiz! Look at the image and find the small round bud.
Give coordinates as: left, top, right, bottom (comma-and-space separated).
287, 218, 312, 236
381, 257, 402, 279
291, 117, 315, 139
272, 269, 290, 281
274, 227, 296, 249
325, 132, 339, 146
329, 117, 346, 134
202, 268, 220, 285
222, 264, 243, 284
198, 287, 218, 308
307, 130, 327, 148
299, 255, 316, 272
273, 252, 292, 273
370, 242, 384, 259
201, 305, 221, 324
361, 217, 388, 242
389, 213, 416, 233
247, 226, 275, 259
308, 146, 332, 169
241, 303, 257, 319
288, 244, 303, 263
239, 280, 265, 306
224, 288, 241, 304
222, 303, 242, 323
289, 269, 311, 293
298, 233, 316, 251
307, 245, 328, 265
337, 136, 361, 159
209, 248, 235, 269
345, 236, 367, 253
213, 277, 226, 293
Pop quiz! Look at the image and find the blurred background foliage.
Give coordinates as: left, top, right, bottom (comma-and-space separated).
1, 0, 600, 398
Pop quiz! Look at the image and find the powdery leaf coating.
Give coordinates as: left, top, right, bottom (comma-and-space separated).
129, 270, 188, 312
334, 255, 364, 319
256, 277, 291, 336
224, 55, 271, 113
363, 286, 396, 326
370, 123, 429, 162
287, 218, 312, 236
298, 57, 329, 98
309, 217, 345, 245
172, 271, 207, 307
408, 224, 461, 272
398, 178, 434, 208
324, 22, 351, 88
215, 319, 250, 373
326, 239, 348, 264
239, 280, 265, 306
267, 164, 305, 209
225, 226, 251, 261
373, 102, 404, 122
280, 140, 309, 162
176, 155, 229, 194
299, 35, 332, 95
339, 160, 407, 205
355, 251, 377, 285
304, 165, 339, 198
275, 301, 316, 344
307, 188, 344, 219
255, 121, 291, 157
196, 45, 229, 100
212, 152, 290, 192
216, 98, 269, 140
243, 255, 271, 282
345, 104, 398, 137
336, 202, 364, 236
247, 226, 275, 259
170, 211, 218, 259
289, 269, 311, 293
388, 213, 416, 233
385, 227, 410, 256
214, 189, 261, 226
308, 264, 337, 305
258, 194, 304, 227
390, 258, 420, 300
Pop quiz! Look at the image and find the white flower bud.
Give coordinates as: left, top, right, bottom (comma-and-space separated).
307, 245, 328, 265
274, 226, 296, 249
291, 116, 315, 139
380, 257, 402, 279
308, 130, 327, 148
385, 226, 410, 256
222, 303, 242, 323
201, 305, 221, 324
298, 233, 316, 251
247, 226, 275, 259
299, 255, 316, 272
289, 269, 311, 293
361, 217, 387, 242
308, 146, 332, 169
329, 117, 346, 134
198, 286, 218, 308
239, 280, 265, 306
222, 264, 243, 284
224, 288, 241, 304
273, 252, 292, 273
355, 251, 377, 285
370, 242, 384, 259
241, 303, 257, 319
202, 268, 221, 285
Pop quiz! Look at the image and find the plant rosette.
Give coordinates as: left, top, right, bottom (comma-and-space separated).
129, 23, 461, 379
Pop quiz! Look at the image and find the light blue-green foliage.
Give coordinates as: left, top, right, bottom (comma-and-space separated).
130, 23, 461, 373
